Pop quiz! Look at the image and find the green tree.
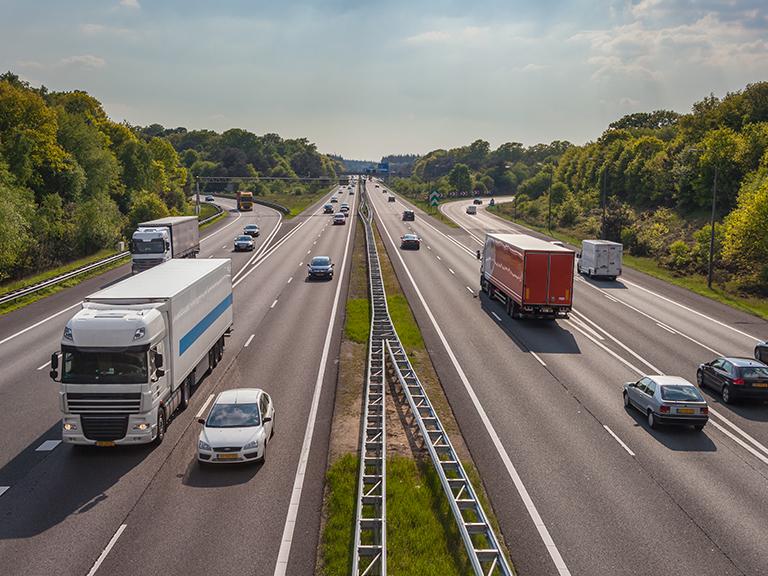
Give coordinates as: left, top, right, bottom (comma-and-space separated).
128, 190, 170, 230
447, 163, 471, 194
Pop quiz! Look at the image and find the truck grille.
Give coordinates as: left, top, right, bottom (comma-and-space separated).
133, 258, 163, 271
81, 415, 129, 441
67, 392, 142, 414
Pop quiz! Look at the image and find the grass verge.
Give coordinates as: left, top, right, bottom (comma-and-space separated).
488, 207, 768, 321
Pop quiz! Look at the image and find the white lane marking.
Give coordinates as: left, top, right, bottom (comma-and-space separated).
530, 351, 547, 367
85, 523, 127, 576
0, 302, 80, 347
313, 241, 316, 245
274, 192, 356, 576
35, 440, 61, 452
656, 322, 676, 334
0, 486, 9, 498
287, 277, 293, 284
491, 312, 502, 322
604, 294, 619, 303
568, 317, 604, 341
208, 255, 214, 258
199, 210, 242, 244
466, 286, 474, 294
299, 262, 303, 266
195, 394, 215, 419
373, 205, 572, 576
427, 245, 432, 250
709, 408, 768, 459
436, 255, 441, 261
621, 278, 762, 343
565, 319, 646, 376
448, 268, 455, 275
232, 215, 284, 282
244, 334, 255, 348
222, 245, 227, 249
603, 425, 635, 457
307, 250, 311, 255
270, 299, 278, 309
36, 353, 61, 371
709, 420, 768, 466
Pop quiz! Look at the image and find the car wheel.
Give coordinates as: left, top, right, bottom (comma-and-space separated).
623, 391, 631, 409
696, 370, 704, 388
647, 410, 657, 429
259, 441, 267, 464
721, 385, 732, 404
154, 409, 166, 445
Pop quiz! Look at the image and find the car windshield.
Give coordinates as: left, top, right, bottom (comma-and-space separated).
206, 403, 261, 428
132, 238, 165, 254
403, 235, 418, 240
245, 225, 258, 230
660, 385, 704, 402
62, 349, 148, 384
742, 366, 768, 379
311, 257, 331, 266
236, 236, 251, 241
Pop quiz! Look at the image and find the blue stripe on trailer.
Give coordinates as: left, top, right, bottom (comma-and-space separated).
179, 293, 232, 356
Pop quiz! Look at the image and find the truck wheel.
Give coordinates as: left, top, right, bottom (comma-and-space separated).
217, 337, 224, 361
155, 409, 166, 445
179, 378, 191, 411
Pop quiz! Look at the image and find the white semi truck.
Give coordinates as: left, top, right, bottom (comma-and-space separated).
131, 216, 200, 274
49, 259, 233, 446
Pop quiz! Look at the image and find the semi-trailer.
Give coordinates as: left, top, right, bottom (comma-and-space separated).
49, 259, 233, 446
131, 215, 200, 274
480, 233, 575, 319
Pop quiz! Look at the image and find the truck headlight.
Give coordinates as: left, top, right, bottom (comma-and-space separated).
133, 328, 145, 341
132, 422, 151, 431
244, 440, 259, 451
198, 440, 211, 451
63, 326, 73, 341
63, 422, 77, 431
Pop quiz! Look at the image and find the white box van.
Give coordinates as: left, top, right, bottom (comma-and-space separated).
466, 205, 477, 215
577, 240, 622, 280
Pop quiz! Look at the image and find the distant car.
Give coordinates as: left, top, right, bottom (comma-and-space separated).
205, 195, 214, 202
197, 388, 274, 464
466, 205, 477, 215
323, 204, 334, 214
233, 235, 255, 251
243, 224, 260, 237
400, 233, 421, 250
330, 197, 339, 203
755, 342, 768, 364
473, 198, 483, 205
375, 184, 379, 188
307, 255, 334, 279
339, 204, 350, 213
402, 210, 415, 221
623, 375, 708, 430
388, 195, 396, 203
697, 356, 768, 404
333, 213, 346, 225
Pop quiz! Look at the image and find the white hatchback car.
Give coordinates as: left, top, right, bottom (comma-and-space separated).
197, 388, 274, 464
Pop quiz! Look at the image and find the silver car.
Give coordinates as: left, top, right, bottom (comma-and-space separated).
623, 375, 708, 431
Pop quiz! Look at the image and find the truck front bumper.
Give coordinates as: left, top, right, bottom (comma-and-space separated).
61, 413, 158, 445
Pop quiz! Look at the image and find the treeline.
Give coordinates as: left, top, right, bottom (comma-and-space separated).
0, 72, 338, 283
392, 82, 768, 295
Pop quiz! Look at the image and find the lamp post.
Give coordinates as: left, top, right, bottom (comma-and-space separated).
707, 164, 719, 289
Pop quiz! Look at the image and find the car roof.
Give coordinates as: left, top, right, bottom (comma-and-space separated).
311, 255, 331, 262
646, 375, 695, 386
723, 357, 767, 367
244, 224, 258, 228
215, 388, 262, 404
236, 235, 251, 239
403, 233, 419, 239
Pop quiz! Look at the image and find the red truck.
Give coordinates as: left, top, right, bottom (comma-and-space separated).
480, 233, 574, 319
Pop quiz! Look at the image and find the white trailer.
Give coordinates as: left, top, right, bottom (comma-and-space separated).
132, 216, 200, 274
50, 259, 233, 446
577, 239, 623, 280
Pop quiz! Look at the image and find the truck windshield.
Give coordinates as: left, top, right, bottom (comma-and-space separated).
62, 349, 148, 384
132, 238, 166, 254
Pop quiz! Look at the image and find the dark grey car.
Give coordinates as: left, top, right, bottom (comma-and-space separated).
623, 375, 708, 430
307, 256, 334, 280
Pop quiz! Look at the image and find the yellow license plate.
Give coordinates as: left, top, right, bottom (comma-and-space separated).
753, 383, 768, 388
678, 408, 695, 415
218, 453, 239, 460
96, 441, 115, 447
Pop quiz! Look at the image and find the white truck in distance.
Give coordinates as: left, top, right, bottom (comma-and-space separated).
577, 239, 623, 280
132, 216, 200, 274
50, 259, 233, 446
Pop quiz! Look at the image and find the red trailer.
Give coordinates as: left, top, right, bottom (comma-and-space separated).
480, 233, 574, 319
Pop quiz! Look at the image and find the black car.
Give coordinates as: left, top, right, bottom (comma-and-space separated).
243, 224, 260, 237
307, 256, 334, 280
323, 204, 334, 214
473, 198, 483, 205
388, 195, 396, 202
402, 210, 415, 221
697, 356, 768, 403
400, 234, 421, 250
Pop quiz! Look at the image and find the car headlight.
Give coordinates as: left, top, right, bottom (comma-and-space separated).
198, 440, 211, 451
243, 440, 260, 451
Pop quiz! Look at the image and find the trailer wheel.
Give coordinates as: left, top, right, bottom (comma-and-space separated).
154, 409, 166, 445
217, 337, 224, 361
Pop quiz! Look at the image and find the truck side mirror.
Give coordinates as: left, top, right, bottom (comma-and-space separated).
165, 241, 171, 251
51, 353, 59, 370
476, 250, 481, 260
155, 353, 164, 368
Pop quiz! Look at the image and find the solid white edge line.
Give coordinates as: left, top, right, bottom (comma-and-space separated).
530, 351, 547, 367
273, 190, 355, 576
603, 425, 635, 457
287, 277, 293, 284
270, 299, 278, 309
466, 286, 474, 294
565, 319, 646, 377
709, 408, 768, 459
656, 323, 676, 334
244, 334, 255, 348
708, 420, 768, 466
35, 440, 61, 452
195, 394, 215, 419
232, 213, 284, 283
604, 294, 619, 303
436, 255, 441, 260
449, 268, 455, 275
0, 486, 9, 498
568, 317, 605, 341
199, 209, 242, 244
85, 523, 127, 576
373, 200, 572, 576
491, 311, 502, 322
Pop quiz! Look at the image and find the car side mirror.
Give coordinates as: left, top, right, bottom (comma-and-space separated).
197, 417, 205, 424
155, 353, 164, 368
263, 417, 272, 423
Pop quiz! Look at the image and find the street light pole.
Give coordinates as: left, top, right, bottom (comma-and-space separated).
547, 165, 553, 232
601, 166, 607, 239
707, 165, 718, 289
195, 177, 200, 216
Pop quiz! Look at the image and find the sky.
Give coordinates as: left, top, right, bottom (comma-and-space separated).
2, 0, 768, 160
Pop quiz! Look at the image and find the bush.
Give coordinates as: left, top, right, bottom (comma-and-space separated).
664, 240, 693, 271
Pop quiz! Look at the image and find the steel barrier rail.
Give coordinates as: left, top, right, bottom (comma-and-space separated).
0, 203, 224, 306
352, 192, 388, 575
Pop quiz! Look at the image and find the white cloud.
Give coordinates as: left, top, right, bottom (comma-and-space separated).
403, 26, 490, 45
404, 30, 451, 44
15, 60, 44, 69
518, 63, 549, 72
60, 54, 107, 69
80, 22, 142, 39
119, 0, 140, 8
619, 96, 641, 106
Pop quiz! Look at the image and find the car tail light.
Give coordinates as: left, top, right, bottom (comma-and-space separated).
659, 405, 670, 413
700, 406, 708, 414
732, 378, 745, 385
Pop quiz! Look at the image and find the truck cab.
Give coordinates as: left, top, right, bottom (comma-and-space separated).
132, 227, 172, 273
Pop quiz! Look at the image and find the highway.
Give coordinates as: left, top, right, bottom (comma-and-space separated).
0, 189, 355, 576
368, 182, 768, 576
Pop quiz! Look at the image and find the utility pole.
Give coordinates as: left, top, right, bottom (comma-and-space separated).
707, 164, 718, 289
195, 178, 200, 215
547, 164, 554, 232
601, 166, 607, 239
